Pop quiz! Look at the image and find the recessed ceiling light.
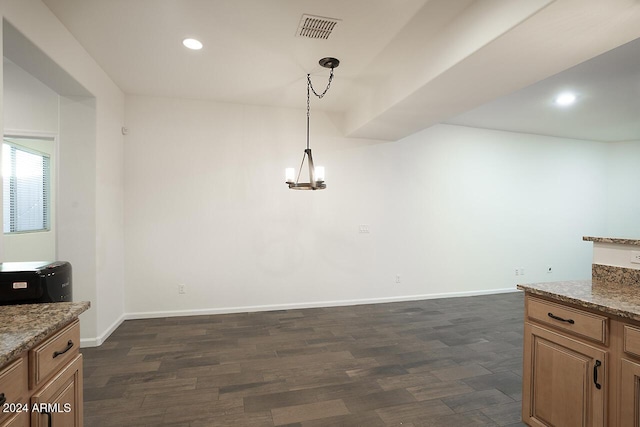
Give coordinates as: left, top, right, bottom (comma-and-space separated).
182, 38, 203, 50
555, 92, 577, 106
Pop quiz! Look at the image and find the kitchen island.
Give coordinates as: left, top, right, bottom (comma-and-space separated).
0, 301, 89, 427
518, 279, 640, 426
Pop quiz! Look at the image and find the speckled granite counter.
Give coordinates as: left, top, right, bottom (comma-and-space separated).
583, 236, 640, 246
518, 280, 640, 322
0, 301, 90, 368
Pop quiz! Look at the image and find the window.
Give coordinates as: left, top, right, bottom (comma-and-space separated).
2, 141, 51, 233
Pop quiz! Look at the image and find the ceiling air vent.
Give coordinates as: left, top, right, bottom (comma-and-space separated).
296, 14, 340, 40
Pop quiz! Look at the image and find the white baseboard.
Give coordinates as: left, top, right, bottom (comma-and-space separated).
80, 313, 126, 348
125, 287, 519, 320
85, 287, 519, 345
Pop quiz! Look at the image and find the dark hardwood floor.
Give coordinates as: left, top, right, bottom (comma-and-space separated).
81, 292, 527, 426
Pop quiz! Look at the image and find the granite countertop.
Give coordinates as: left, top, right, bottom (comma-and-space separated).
0, 302, 90, 368
518, 280, 640, 322
583, 236, 640, 246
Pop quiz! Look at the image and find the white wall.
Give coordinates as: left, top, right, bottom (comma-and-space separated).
124, 95, 608, 317
605, 140, 640, 237
57, 95, 97, 340
94, 91, 125, 342
3, 58, 57, 133
0, 0, 125, 346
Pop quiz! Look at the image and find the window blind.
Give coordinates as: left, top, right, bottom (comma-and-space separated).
2, 143, 50, 233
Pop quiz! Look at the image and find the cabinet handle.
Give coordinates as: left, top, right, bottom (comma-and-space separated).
0, 392, 6, 405
547, 312, 575, 324
594, 360, 602, 389
43, 411, 52, 427
52, 340, 74, 358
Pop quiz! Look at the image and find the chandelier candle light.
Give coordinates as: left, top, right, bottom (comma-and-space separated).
285, 57, 339, 190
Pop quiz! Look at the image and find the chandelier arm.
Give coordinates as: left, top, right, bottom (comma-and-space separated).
306, 148, 317, 189
295, 150, 308, 184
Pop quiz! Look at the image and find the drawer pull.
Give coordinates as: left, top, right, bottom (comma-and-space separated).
594, 360, 602, 389
52, 339, 74, 358
547, 312, 575, 324
0, 392, 5, 405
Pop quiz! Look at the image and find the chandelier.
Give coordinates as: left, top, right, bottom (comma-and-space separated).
285, 57, 339, 190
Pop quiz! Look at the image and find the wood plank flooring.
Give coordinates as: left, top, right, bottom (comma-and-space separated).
81, 292, 526, 426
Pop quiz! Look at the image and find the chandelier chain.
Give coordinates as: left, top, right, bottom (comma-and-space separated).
307, 67, 334, 99
306, 68, 334, 150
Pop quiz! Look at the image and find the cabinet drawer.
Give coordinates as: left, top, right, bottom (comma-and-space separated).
29, 320, 80, 389
623, 324, 640, 359
0, 356, 28, 425
527, 297, 607, 343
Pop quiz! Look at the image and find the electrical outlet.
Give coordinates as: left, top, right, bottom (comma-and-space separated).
631, 251, 640, 265
359, 225, 370, 233
515, 268, 525, 276
395, 274, 401, 284
178, 284, 186, 295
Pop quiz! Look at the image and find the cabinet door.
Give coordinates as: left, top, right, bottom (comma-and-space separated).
620, 358, 640, 426
523, 323, 606, 427
0, 411, 28, 427
31, 354, 83, 427
0, 357, 28, 426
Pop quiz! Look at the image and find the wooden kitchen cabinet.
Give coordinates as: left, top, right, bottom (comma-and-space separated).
0, 411, 29, 427
0, 320, 82, 427
619, 323, 640, 426
522, 295, 608, 427
30, 354, 82, 427
523, 322, 606, 426
0, 357, 28, 427
619, 358, 640, 426
522, 292, 640, 426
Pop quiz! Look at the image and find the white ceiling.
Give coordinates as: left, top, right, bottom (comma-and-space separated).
40, 0, 640, 142
446, 35, 640, 142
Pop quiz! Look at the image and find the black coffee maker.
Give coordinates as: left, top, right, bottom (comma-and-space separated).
0, 261, 72, 305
